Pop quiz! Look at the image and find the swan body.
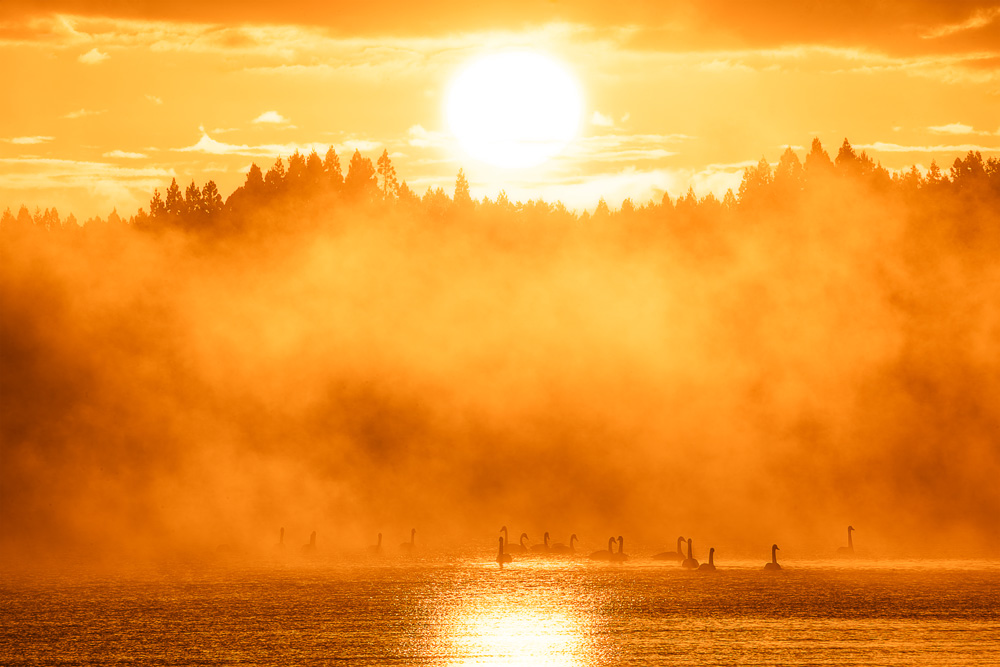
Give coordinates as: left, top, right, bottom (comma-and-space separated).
400, 528, 416, 552
368, 532, 383, 555
532, 532, 551, 553
497, 537, 512, 566
764, 544, 781, 571
698, 548, 716, 572
836, 526, 855, 555
589, 537, 615, 561
611, 536, 628, 562
653, 536, 684, 561
302, 531, 317, 554
550, 534, 578, 555
681, 538, 699, 569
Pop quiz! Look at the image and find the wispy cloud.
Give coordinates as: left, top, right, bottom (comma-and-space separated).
407, 124, 451, 149
78, 48, 109, 65
591, 111, 616, 127
174, 129, 367, 158
64, 109, 107, 119
2, 136, 54, 145
921, 7, 1000, 39
252, 110, 292, 125
927, 123, 998, 136
857, 141, 1000, 153
145, 94, 163, 105
103, 150, 148, 159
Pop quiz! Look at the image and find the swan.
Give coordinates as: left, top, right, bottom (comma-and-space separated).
653, 536, 684, 561
400, 528, 416, 552
507, 532, 529, 554
277, 527, 285, 548
837, 526, 855, 555
550, 534, 578, 554
532, 532, 551, 553
497, 537, 513, 567
369, 532, 383, 555
698, 548, 716, 572
610, 536, 628, 562
764, 544, 781, 570
589, 537, 615, 560
302, 530, 317, 553
681, 538, 699, 569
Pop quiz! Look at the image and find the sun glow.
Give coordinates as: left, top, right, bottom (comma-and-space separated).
446, 51, 584, 169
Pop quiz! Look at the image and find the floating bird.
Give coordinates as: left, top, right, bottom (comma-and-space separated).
302, 531, 317, 554
611, 536, 628, 562
837, 526, 855, 555
532, 532, 551, 553
589, 537, 615, 561
497, 537, 513, 567
698, 548, 717, 572
764, 544, 781, 571
653, 536, 685, 561
550, 534, 578, 554
400, 528, 416, 552
369, 533, 383, 555
681, 538, 699, 569
511, 532, 530, 553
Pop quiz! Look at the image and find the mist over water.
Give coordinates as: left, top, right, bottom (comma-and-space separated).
2, 164, 1000, 566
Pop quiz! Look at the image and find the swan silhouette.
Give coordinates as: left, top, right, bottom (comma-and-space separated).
837, 526, 855, 555
497, 537, 513, 567
400, 528, 416, 552
277, 527, 285, 548
653, 536, 684, 561
611, 536, 628, 562
369, 532, 383, 555
589, 537, 615, 561
698, 548, 716, 572
510, 532, 529, 553
532, 532, 551, 553
764, 544, 781, 570
550, 534, 578, 554
681, 538, 699, 569
302, 531, 317, 553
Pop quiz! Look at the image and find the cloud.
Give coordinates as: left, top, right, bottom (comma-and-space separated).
78, 47, 109, 64
64, 108, 107, 119
591, 111, 615, 127
920, 7, 1000, 39
407, 124, 450, 149
2, 136, 54, 144
145, 94, 163, 105
928, 123, 999, 136
252, 111, 291, 125
175, 129, 339, 157
856, 141, 1000, 153
103, 150, 148, 159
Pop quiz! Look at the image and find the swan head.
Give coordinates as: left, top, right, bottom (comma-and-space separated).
773, 544, 780, 551
500, 525, 507, 533
411, 528, 416, 536
848, 525, 855, 532
570, 533, 577, 543
520, 532, 528, 541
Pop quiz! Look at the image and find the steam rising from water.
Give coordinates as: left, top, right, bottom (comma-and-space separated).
2, 180, 998, 565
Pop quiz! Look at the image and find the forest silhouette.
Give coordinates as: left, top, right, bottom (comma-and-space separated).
2, 138, 999, 564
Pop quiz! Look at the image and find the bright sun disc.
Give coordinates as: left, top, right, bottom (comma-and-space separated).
446, 51, 583, 169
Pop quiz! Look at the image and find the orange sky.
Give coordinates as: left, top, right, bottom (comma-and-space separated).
1, 0, 998, 218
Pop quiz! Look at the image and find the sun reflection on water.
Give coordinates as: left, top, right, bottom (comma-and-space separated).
438, 581, 592, 666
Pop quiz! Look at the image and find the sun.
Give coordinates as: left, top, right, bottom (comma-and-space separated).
446, 51, 584, 169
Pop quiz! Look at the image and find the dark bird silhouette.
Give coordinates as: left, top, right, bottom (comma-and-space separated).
611, 535, 628, 562
532, 531, 551, 553
589, 537, 615, 561
400, 528, 416, 552
550, 534, 578, 554
764, 544, 782, 571
653, 536, 684, 561
837, 526, 855, 555
302, 530, 317, 554
698, 548, 717, 572
497, 537, 513, 567
369, 532, 383, 555
681, 538, 699, 569
277, 527, 285, 548
510, 532, 530, 553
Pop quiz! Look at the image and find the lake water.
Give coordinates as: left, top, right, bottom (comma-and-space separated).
2, 552, 998, 665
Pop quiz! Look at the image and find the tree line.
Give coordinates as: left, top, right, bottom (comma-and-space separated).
2, 139, 998, 236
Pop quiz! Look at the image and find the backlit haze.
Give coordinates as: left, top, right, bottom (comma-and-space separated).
2, 0, 1000, 569
1, 0, 999, 218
